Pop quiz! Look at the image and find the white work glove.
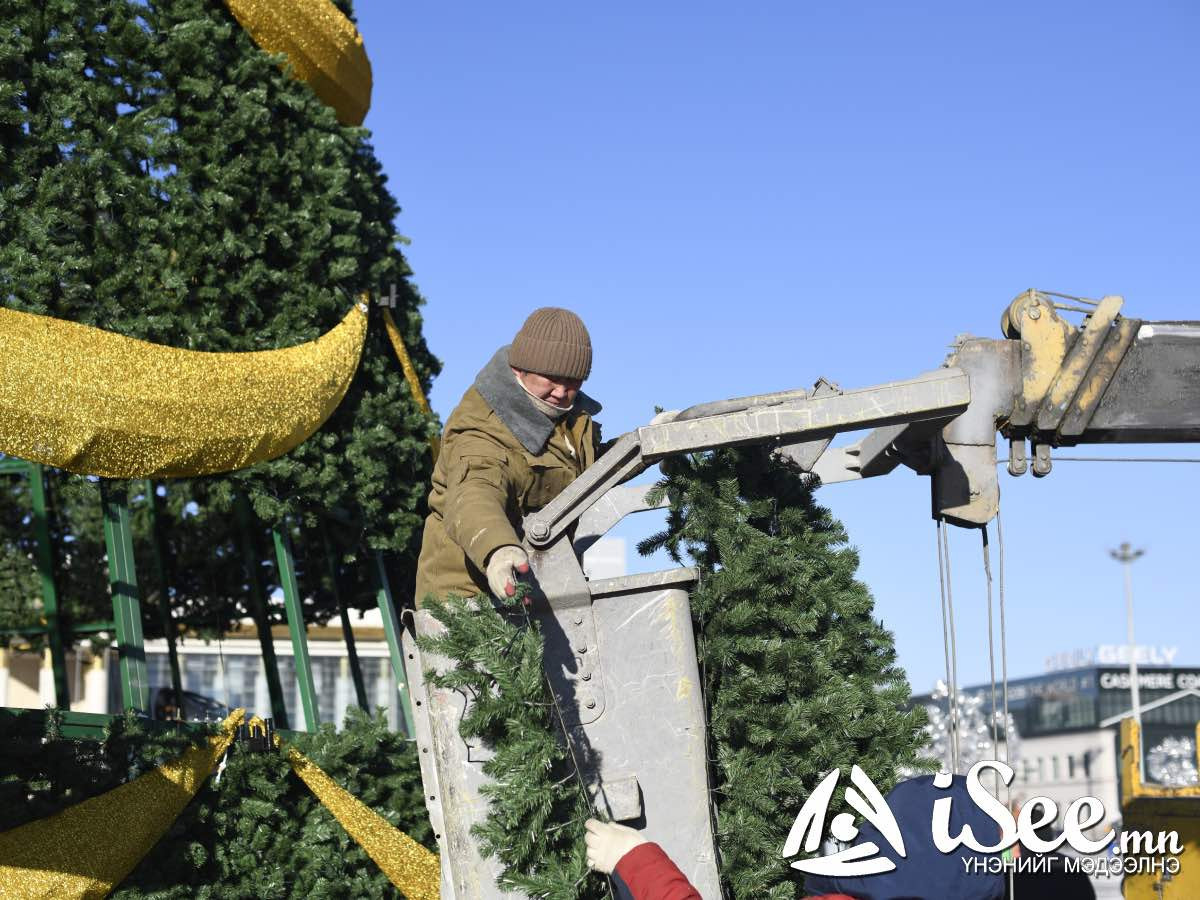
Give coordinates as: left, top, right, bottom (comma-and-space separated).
649, 409, 680, 425
584, 818, 647, 875
486, 545, 530, 599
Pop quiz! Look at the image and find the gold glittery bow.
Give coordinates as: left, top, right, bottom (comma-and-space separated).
0, 303, 368, 479
0, 712, 441, 899
0, 709, 245, 899
223, 0, 372, 125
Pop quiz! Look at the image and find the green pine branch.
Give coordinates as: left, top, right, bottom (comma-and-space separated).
419, 591, 606, 900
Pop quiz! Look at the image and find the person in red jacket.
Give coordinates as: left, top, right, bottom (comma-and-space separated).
584, 819, 700, 900
584, 819, 860, 900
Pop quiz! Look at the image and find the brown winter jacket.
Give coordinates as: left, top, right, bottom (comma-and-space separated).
414, 346, 602, 604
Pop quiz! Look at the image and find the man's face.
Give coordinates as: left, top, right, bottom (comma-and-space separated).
514, 369, 582, 409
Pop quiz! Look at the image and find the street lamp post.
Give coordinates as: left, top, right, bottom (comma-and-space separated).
1109, 541, 1145, 777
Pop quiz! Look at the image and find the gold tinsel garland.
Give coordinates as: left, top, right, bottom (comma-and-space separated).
383, 306, 442, 463
0, 712, 441, 899
280, 733, 441, 899
0, 710, 244, 899
0, 0, 378, 480
223, 0, 372, 126
0, 303, 368, 479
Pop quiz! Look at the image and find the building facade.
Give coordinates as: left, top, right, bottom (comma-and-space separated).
916, 665, 1200, 829
0, 537, 630, 733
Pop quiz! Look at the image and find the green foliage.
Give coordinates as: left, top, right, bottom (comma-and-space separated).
415, 450, 928, 899
0, 708, 205, 833
419, 592, 603, 900
0, 0, 438, 637
0, 707, 431, 898
640, 447, 931, 898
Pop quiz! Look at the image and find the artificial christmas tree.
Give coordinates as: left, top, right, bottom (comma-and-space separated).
0, 0, 438, 639
642, 446, 930, 898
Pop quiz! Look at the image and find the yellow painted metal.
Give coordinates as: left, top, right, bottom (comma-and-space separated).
1002, 290, 1075, 421
1059, 315, 1142, 437
1036, 294, 1124, 430
1119, 719, 1200, 899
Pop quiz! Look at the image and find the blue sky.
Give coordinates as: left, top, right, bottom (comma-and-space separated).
354, 2, 1198, 693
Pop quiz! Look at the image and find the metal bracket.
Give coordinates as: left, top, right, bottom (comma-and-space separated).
587, 774, 643, 822
1057, 315, 1141, 439
1007, 438, 1027, 477
771, 378, 840, 470
574, 483, 669, 555
1035, 295, 1125, 436
1032, 442, 1052, 478
525, 432, 646, 548
401, 611, 448, 848
527, 537, 607, 726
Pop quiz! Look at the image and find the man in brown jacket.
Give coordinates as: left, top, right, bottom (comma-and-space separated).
414, 307, 602, 605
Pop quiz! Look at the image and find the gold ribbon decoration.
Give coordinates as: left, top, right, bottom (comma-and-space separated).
0, 304, 368, 479
223, 0, 372, 126
281, 737, 441, 900
382, 306, 441, 463
0, 710, 245, 900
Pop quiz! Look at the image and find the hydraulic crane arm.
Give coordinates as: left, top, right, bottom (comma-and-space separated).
526, 291, 1200, 544
523, 367, 971, 549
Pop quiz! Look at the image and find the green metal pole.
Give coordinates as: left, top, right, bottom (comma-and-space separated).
321, 522, 369, 712
145, 481, 183, 714
236, 496, 289, 727
372, 552, 414, 737
273, 522, 318, 732
29, 463, 69, 708
101, 479, 149, 714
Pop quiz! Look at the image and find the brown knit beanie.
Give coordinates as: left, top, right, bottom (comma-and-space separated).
508, 307, 592, 380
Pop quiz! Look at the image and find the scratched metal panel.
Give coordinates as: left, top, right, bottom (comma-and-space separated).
1084, 324, 1200, 442
636, 369, 971, 459
578, 575, 722, 899
411, 610, 516, 899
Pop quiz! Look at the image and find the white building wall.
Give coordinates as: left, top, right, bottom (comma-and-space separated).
1010, 729, 1121, 836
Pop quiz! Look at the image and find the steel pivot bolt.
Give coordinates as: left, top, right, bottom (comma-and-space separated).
529, 522, 550, 541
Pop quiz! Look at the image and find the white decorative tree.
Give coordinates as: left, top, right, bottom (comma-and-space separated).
1147, 736, 1198, 787
916, 681, 1021, 775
